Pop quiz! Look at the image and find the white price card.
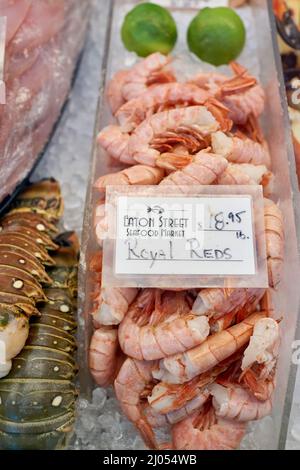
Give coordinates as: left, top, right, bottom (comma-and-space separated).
116, 196, 255, 276
102, 186, 268, 289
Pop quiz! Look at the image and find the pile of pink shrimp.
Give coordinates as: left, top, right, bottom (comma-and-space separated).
88, 53, 285, 450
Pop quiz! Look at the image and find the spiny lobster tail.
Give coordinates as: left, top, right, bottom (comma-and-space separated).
0, 180, 66, 380
0, 231, 78, 450
8, 179, 64, 222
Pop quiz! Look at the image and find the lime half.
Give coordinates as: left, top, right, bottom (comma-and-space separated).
121, 2, 177, 57
187, 7, 246, 66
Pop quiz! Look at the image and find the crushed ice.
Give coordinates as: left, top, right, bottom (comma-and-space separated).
70, 388, 146, 450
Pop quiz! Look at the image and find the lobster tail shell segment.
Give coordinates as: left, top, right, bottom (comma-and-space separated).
8, 179, 64, 222
0, 213, 59, 238
0, 231, 79, 450
0, 249, 52, 285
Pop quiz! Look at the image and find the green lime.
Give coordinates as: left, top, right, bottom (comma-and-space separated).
187, 7, 246, 66
121, 2, 177, 57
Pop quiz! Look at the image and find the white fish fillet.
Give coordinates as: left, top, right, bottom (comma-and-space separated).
0, 0, 90, 203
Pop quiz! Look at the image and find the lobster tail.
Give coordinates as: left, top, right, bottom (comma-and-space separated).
0, 181, 65, 379
0, 231, 78, 450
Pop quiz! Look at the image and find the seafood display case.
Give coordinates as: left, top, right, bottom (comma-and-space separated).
79, 0, 300, 450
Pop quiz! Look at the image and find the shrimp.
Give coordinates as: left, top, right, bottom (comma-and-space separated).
217, 163, 273, 190
89, 326, 119, 387
97, 125, 134, 164
129, 106, 225, 167
171, 401, 246, 450
191, 288, 265, 321
88, 254, 137, 331
94, 165, 165, 201
144, 395, 210, 438
189, 72, 228, 90
99, 103, 231, 166
115, 83, 210, 132
158, 151, 272, 190
107, 70, 130, 114
153, 312, 266, 384
94, 204, 108, 246
208, 291, 272, 336
212, 130, 271, 168
205, 98, 233, 132
148, 351, 244, 421
118, 289, 210, 361
146, 363, 237, 430
114, 358, 158, 449
140, 393, 209, 440
209, 295, 261, 334
218, 63, 265, 125
209, 311, 239, 334
264, 199, 284, 288
210, 381, 273, 421
92, 287, 138, 326
217, 164, 254, 185
149, 374, 216, 418
158, 150, 228, 188
89, 243, 138, 329
121, 53, 176, 102
239, 318, 279, 401
148, 391, 209, 428
106, 54, 175, 114
93, 165, 165, 245
191, 62, 265, 125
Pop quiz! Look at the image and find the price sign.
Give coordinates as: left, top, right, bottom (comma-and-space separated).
102, 186, 268, 289
115, 196, 255, 276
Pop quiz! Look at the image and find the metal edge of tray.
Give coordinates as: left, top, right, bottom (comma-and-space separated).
77, 0, 115, 399
266, 0, 300, 450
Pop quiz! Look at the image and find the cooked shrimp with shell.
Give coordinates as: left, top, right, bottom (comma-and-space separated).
88, 51, 286, 450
